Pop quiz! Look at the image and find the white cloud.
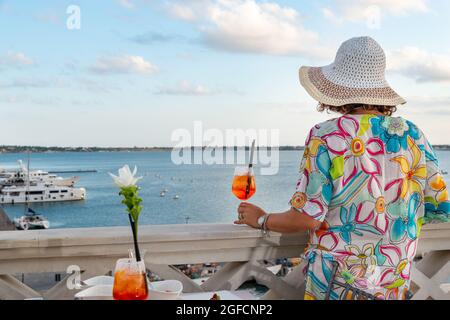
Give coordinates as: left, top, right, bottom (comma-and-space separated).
0, 51, 35, 68
169, 3, 197, 21
395, 95, 450, 116
408, 95, 450, 107
90, 55, 157, 75
322, 8, 343, 24
0, 78, 48, 89
77, 78, 119, 93
156, 81, 213, 95
0, 94, 60, 106
129, 32, 185, 45
323, 0, 428, 24
117, 0, 134, 9
167, 0, 330, 58
387, 47, 450, 82
0, 77, 67, 89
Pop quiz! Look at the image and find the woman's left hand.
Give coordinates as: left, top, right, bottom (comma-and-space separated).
234, 202, 266, 228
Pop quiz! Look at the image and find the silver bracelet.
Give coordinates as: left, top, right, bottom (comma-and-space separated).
261, 214, 271, 237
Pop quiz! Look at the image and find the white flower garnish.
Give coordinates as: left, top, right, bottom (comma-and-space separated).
109, 165, 142, 188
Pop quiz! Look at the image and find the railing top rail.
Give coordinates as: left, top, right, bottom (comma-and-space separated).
0, 223, 309, 273
0, 222, 448, 250
0, 223, 308, 249
0, 223, 448, 274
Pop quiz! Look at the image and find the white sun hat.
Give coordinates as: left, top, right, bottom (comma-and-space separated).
299, 36, 406, 107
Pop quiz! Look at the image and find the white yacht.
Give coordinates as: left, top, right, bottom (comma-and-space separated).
0, 169, 79, 187
0, 161, 79, 187
0, 159, 86, 204
0, 183, 86, 204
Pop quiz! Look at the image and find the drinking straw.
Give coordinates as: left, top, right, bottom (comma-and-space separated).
245, 140, 256, 198
128, 248, 134, 260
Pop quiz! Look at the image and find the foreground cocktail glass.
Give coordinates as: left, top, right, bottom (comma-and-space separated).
232, 166, 256, 201
113, 258, 148, 300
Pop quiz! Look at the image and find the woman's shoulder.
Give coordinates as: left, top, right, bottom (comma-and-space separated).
308, 114, 428, 143
309, 117, 341, 137
376, 115, 427, 142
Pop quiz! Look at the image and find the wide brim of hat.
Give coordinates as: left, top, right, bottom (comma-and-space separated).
299, 66, 406, 107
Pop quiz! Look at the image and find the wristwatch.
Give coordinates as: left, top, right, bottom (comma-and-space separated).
257, 214, 268, 229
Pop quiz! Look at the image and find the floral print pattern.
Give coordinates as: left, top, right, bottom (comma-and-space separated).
371, 116, 420, 153
328, 204, 382, 244
291, 115, 449, 300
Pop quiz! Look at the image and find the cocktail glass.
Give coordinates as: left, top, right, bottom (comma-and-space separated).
113, 258, 148, 300
232, 166, 256, 201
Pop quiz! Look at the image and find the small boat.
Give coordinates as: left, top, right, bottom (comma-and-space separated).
160, 191, 166, 197
14, 209, 49, 230
173, 195, 180, 200
12, 156, 50, 231
163, 188, 169, 193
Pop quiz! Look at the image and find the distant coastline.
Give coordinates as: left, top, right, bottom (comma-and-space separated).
0, 146, 303, 153
1, 145, 450, 153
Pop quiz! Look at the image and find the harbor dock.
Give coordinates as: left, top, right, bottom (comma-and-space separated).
48, 169, 97, 174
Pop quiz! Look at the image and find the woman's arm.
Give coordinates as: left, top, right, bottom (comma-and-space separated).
234, 126, 331, 233
234, 202, 321, 233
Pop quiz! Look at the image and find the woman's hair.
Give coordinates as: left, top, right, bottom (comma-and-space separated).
317, 103, 397, 116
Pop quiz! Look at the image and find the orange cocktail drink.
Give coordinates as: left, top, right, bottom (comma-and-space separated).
113, 258, 148, 300
232, 167, 256, 201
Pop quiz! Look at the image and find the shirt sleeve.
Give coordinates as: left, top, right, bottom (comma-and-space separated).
423, 140, 450, 223
289, 128, 333, 222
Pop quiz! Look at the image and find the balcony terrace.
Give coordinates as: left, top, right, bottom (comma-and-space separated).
0, 223, 449, 300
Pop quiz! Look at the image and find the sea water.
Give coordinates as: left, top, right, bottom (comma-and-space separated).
1, 150, 449, 229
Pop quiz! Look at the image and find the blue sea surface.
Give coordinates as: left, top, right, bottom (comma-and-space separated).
1, 150, 449, 229
0, 151, 299, 228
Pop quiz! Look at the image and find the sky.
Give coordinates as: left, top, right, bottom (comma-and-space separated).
1, 0, 450, 147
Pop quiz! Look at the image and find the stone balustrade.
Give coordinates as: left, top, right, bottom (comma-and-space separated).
0, 223, 448, 300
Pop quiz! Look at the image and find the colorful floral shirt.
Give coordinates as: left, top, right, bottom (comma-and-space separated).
290, 114, 450, 300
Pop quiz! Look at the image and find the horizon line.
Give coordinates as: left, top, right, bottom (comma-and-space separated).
1, 144, 450, 151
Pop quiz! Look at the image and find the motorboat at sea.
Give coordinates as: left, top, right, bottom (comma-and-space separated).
13, 208, 49, 230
